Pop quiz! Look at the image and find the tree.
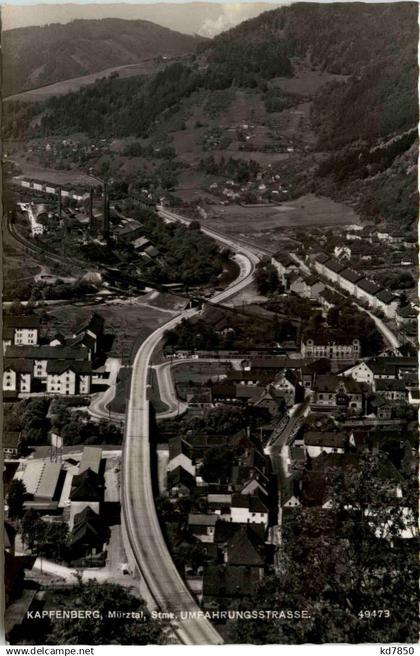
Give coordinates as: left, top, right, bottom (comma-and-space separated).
38, 582, 164, 645
7, 480, 27, 519
231, 451, 418, 643
201, 446, 235, 484
255, 259, 281, 296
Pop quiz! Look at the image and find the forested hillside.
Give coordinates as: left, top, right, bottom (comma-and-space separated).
3, 3, 418, 234
3, 18, 205, 96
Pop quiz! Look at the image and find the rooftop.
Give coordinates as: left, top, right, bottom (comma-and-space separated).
79, 446, 102, 475
5, 345, 89, 361
324, 258, 347, 273
376, 290, 398, 305
340, 268, 364, 284
20, 460, 61, 499
4, 358, 33, 374
3, 315, 41, 330
47, 360, 92, 375
304, 431, 348, 449
357, 278, 383, 295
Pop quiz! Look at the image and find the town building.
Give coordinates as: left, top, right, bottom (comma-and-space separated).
301, 335, 360, 365
46, 361, 92, 395
3, 316, 40, 349
17, 460, 63, 512
229, 493, 269, 527
3, 432, 22, 459
312, 374, 364, 413
374, 379, 406, 401
3, 359, 32, 395
303, 431, 348, 458
168, 438, 196, 477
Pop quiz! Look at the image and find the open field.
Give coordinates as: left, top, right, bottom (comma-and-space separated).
9, 159, 98, 187
202, 193, 360, 251
4, 60, 165, 103
173, 361, 231, 385
43, 296, 181, 360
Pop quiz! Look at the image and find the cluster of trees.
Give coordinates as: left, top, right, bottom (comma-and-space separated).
51, 403, 122, 445
123, 141, 176, 159
263, 87, 302, 113
317, 129, 417, 182
312, 56, 417, 150
131, 207, 229, 286
4, 398, 51, 452
21, 510, 69, 561
166, 318, 221, 351
200, 154, 260, 183
23, 582, 164, 645
368, 167, 418, 233
182, 405, 248, 436
165, 309, 280, 353
201, 446, 235, 484
203, 38, 292, 88
380, 271, 415, 291
326, 302, 383, 356
255, 258, 282, 296
230, 450, 418, 643
7, 479, 28, 519
30, 279, 99, 303
201, 127, 232, 152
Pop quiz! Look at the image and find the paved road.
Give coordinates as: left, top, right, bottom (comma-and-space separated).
122, 210, 260, 645
356, 305, 401, 350
152, 356, 236, 421
152, 361, 189, 420
289, 253, 402, 351
89, 357, 124, 423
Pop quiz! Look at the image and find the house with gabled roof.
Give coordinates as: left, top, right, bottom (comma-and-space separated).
230, 492, 270, 527
3, 359, 32, 395
5, 345, 90, 382
168, 438, 196, 477
188, 513, 218, 542
375, 290, 400, 319
374, 379, 406, 401
46, 360, 91, 395
70, 506, 108, 559
323, 258, 347, 283
202, 563, 262, 607
303, 431, 348, 458
224, 524, 266, 568
355, 277, 383, 306
3, 315, 40, 350
70, 468, 104, 502
338, 268, 364, 295
312, 374, 364, 413
340, 361, 375, 386
73, 312, 104, 354
167, 466, 196, 497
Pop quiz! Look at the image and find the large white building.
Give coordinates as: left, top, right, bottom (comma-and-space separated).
301, 336, 361, 364
3, 315, 40, 350
46, 361, 92, 395
3, 359, 32, 395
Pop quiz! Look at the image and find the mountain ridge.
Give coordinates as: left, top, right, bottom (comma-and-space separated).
2, 17, 206, 96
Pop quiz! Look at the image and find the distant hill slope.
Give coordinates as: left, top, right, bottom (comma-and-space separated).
205, 1, 418, 145
2, 2, 276, 36
4, 3, 417, 234
2, 18, 206, 96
